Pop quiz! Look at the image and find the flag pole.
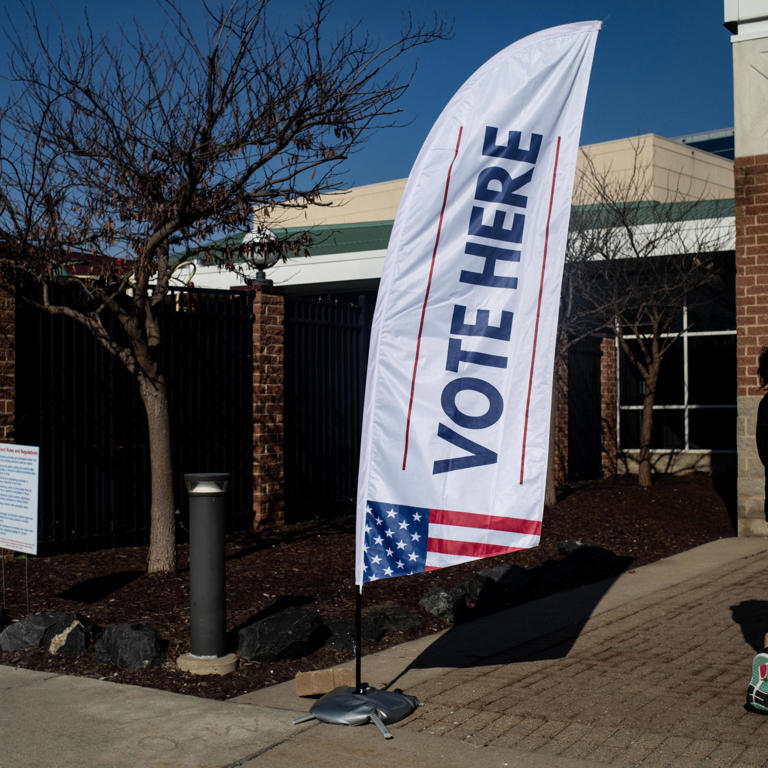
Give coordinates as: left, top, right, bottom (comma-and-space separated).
355, 585, 363, 693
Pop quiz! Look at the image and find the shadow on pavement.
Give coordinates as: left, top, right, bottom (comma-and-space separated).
731, 600, 768, 652
386, 572, 625, 688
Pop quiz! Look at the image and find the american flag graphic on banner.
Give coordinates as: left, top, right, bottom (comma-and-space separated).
361, 500, 542, 583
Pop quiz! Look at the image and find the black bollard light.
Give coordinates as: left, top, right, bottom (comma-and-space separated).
176, 473, 237, 676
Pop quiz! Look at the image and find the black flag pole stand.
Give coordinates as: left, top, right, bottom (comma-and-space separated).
292, 584, 420, 739
354, 586, 364, 693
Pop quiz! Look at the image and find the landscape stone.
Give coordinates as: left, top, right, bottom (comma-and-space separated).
557, 540, 627, 577
94, 624, 165, 669
456, 572, 501, 613
237, 606, 327, 661
420, 572, 503, 623
362, 604, 421, 632
46, 617, 98, 656
478, 564, 533, 599
533, 558, 585, 595
0, 612, 95, 653
558, 538, 599, 556
0, 614, 55, 651
419, 585, 464, 622
323, 617, 385, 652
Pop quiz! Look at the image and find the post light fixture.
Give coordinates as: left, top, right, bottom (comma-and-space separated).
184, 473, 230, 495
176, 472, 237, 676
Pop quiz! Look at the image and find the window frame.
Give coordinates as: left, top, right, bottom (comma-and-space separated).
616, 296, 736, 454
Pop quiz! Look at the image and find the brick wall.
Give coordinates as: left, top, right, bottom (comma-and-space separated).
736, 154, 768, 397
251, 289, 284, 530
735, 154, 768, 534
600, 336, 617, 476
0, 294, 14, 443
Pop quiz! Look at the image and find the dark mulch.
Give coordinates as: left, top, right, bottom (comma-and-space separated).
0, 473, 736, 700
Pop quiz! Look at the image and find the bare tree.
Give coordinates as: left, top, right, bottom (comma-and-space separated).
563, 142, 732, 488
0, 0, 446, 571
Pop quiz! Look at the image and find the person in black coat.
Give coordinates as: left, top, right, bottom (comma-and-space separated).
757, 348, 768, 521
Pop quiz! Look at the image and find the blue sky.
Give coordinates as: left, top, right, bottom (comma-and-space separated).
3, 0, 733, 187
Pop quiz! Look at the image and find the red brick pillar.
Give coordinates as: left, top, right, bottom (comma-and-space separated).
735, 155, 768, 535
0, 294, 15, 443
251, 289, 284, 530
600, 336, 617, 476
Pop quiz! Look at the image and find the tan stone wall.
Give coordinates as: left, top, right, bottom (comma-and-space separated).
737, 393, 767, 535
252, 289, 284, 529
0, 294, 14, 443
735, 154, 768, 535
262, 135, 733, 230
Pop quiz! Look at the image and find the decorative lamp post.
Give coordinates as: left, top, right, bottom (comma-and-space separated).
242, 231, 280, 287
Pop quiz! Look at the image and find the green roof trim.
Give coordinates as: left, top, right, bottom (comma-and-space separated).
271, 221, 394, 256
189, 199, 733, 262
571, 198, 734, 228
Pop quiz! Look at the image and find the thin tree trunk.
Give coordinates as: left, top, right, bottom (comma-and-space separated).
545, 381, 558, 506
138, 372, 177, 573
637, 363, 659, 489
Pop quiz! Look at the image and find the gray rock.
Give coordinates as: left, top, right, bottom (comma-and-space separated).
362, 604, 421, 632
323, 617, 385, 652
94, 624, 165, 669
534, 558, 584, 594
0, 612, 95, 653
0, 613, 55, 651
420, 572, 503, 623
237, 607, 326, 661
557, 541, 625, 576
478, 564, 533, 598
419, 585, 464, 622
457, 572, 501, 612
46, 618, 98, 656
558, 538, 599, 556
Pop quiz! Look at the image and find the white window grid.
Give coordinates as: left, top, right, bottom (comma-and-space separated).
616, 298, 736, 454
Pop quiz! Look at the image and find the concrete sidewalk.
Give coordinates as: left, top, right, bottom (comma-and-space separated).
3, 537, 768, 767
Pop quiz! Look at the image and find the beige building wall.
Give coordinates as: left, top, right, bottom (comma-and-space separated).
576, 134, 733, 204
266, 178, 406, 228
264, 134, 734, 230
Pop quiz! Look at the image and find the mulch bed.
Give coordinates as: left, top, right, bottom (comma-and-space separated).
0, 473, 736, 700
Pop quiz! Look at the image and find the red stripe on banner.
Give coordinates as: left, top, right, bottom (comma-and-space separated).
429, 507, 542, 536
520, 135, 562, 485
402, 127, 464, 471
427, 538, 524, 559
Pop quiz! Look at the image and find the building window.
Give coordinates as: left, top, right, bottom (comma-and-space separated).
617, 283, 736, 453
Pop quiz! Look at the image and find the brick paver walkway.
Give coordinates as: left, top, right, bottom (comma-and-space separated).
399, 551, 768, 766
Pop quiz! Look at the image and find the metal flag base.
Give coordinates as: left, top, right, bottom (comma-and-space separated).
293, 686, 420, 739
292, 588, 420, 739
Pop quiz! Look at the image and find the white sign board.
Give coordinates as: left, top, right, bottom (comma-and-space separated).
0, 443, 40, 555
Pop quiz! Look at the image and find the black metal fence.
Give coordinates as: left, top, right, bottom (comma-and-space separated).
15, 278, 613, 553
567, 336, 603, 482
15, 287, 254, 554
283, 291, 376, 522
